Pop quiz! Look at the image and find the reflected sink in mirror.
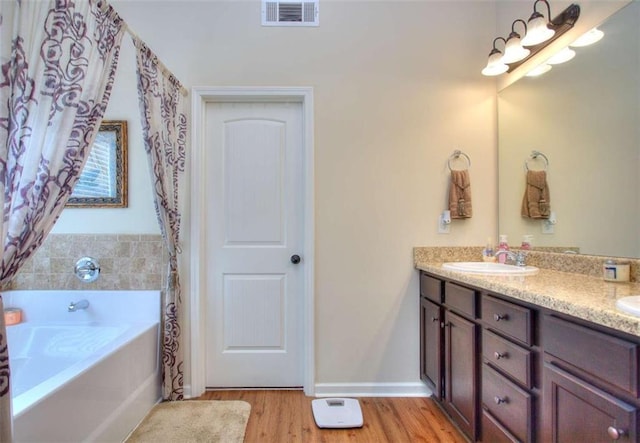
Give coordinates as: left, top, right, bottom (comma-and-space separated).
616, 296, 640, 317
442, 262, 539, 275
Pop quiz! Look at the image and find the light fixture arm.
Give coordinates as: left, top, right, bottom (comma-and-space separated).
489, 37, 506, 55
510, 19, 527, 38
536, 0, 552, 19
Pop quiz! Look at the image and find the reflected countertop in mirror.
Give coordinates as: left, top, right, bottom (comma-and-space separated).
498, 1, 640, 258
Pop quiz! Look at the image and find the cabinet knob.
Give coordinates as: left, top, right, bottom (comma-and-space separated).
494, 351, 508, 360
494, 396, 508, 405
607, 426, 625, 440
494, 313, 508, 322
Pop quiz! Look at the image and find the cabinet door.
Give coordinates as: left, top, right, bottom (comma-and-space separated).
421, 297, 442, 399
544, 362, 637, 442
444, 310, 479, 441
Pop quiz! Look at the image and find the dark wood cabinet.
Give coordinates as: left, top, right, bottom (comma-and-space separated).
542, 314, 639, 442
419, 270, 640, 442
444, 309, 479, 441
543, 362, 637, 442
420, 297, 442, 399
420, 272, 479, 441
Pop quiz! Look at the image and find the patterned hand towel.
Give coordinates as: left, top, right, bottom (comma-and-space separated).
449, 169, 472, 219
521, 170, 551, 219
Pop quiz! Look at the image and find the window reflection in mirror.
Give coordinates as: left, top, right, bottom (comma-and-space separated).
67, 120, 128, 208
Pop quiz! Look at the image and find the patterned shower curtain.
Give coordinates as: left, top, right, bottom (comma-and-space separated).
134, 38, 187, 401
0, 0, 124, 439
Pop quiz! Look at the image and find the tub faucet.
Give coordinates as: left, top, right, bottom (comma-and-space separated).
495, 250, 528, 267
68, 299, 90, 312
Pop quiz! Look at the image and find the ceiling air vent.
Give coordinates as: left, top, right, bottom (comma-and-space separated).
262, 0, 319, 27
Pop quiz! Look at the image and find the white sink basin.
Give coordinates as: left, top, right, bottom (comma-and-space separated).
442, 262, 539, 275
616, 296, 640, 317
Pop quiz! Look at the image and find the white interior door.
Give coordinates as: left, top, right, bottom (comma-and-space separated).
204, 101, 304, 388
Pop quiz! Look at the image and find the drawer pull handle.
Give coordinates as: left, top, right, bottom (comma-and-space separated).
494, 313, 509, 322
494, 396, 508, 405
431, 317, 439, 322
607, 426, 625, 440
494, 351, 508, 360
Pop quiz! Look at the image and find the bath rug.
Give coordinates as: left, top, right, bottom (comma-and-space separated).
124, 400, 251, 443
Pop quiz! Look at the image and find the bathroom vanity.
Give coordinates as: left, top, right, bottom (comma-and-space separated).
416, 249, 640, 442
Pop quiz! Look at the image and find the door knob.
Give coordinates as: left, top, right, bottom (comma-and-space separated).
290, 254, 301, 264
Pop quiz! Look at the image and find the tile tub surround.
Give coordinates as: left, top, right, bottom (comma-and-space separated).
5, 234, 167, 291
414, 247, 640, 337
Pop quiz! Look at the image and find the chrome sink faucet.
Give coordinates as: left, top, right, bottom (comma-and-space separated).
495, 250, 528, 267
68, 299, 90, 312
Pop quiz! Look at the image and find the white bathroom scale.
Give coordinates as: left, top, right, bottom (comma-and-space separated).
311, 398, 363, 429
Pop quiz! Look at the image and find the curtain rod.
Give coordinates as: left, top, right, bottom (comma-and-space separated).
125, 23, 189, 97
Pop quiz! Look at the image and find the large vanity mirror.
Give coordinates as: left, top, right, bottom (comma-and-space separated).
498, 1, 640, 258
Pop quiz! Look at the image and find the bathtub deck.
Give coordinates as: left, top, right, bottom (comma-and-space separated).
198, 389, 465, 442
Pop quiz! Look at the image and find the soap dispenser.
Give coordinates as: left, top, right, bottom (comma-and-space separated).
497, 234, 509, 263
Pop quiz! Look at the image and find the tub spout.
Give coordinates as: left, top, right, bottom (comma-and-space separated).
68, 299, 90, 312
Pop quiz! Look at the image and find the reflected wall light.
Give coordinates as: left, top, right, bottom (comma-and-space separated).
481, 2, 580, 77
546, 47, 576, 65
481, 37, 509, 76
570, 28, 604, 47
526, 64, 552, 77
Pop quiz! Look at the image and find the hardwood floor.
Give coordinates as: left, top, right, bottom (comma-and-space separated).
197, 390, 466, 442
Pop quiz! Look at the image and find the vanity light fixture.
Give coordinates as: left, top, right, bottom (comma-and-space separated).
481, 37, 509, 76
502, 19, 531, 64
570, 27, 604, 47
521, 0, 556, 46
481, 2, 580, 76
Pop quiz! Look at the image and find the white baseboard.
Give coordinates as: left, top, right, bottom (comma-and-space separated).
183, 383, 193, 399
314, 382, 432, 398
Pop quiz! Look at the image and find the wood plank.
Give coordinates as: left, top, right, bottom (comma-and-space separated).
196, 390, 466, 443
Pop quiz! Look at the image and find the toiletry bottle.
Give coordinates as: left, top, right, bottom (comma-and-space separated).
497, 234, 509, 263
521, 234, 532, 250
482, 237, 495, 262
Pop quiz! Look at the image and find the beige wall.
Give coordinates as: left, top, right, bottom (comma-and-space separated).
55, 1, 498, 390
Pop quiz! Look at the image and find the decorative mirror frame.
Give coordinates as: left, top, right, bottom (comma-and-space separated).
67, 120, 128, 208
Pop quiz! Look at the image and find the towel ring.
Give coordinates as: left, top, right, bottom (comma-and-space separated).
448, 150, 471, 171
525, 150, 549, 171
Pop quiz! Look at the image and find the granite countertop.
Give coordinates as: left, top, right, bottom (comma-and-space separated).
415, 258, 640, 338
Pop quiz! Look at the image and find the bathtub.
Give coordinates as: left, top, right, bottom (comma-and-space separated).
3, 290, 161, 442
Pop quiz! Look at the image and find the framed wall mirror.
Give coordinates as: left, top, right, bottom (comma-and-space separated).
497, 2, 640, 258
67, 120, 128, 208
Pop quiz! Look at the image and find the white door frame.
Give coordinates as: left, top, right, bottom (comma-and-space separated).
189, 86, 315, 397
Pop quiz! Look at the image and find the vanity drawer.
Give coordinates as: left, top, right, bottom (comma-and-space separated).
482, 294, 533, 345
420, 273, 442, 303
483, 330, 533, 389
444, 282, 477, 319
482, 364, 533, 443
544, 314, 639, 397
482, 409, 519, 443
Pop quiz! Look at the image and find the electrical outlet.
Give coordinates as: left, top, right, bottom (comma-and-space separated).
541, 219, 554, 234
438, 216, 450, 234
